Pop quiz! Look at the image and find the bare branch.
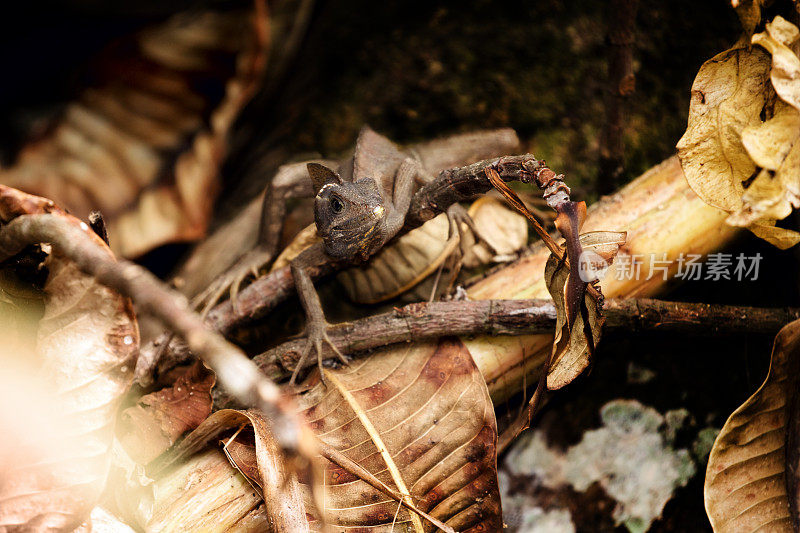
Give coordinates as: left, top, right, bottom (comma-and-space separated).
0, 213, 307, 458
252, 297, 799, 381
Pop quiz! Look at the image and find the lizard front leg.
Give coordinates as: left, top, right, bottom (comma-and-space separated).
289, 243, 348, 385
194, 159, 335, 315
383, 157, 421, 236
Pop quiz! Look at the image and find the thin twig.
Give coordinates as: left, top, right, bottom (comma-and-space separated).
252, 297, 798, 380
0, 213, 307, 458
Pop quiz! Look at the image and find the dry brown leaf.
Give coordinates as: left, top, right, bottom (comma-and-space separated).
725, 17, 800, 247
117, 361, 215, 465
461, 196, 529, 268
704, 319, 800, 532
298, 337, 502, 531
677, 45, 771, 214
0, 186, 139, 530
545, 231, 626, 390
0, 4, 271, 258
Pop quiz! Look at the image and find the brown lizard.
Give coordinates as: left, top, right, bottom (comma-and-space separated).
195, 126, 520, 383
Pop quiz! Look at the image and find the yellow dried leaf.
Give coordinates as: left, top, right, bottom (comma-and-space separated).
742, 101, 800, 171
720, 18, 800, 248
753, 16, 800, 111
677, 45, 771, 213
748, 221, 800, 248
704, 319, 800, 532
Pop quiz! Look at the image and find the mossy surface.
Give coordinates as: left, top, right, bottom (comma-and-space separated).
267, 0, 738, 199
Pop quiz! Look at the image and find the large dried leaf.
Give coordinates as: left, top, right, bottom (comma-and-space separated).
298, 337, 501, 531
677, 45, 771, 214
704, 319, 800, 532
337, 197, 527, 304
0, 186, 139, 529
0, 4, 271, 258
545, 231, 626, 390
160, 290, 501, 532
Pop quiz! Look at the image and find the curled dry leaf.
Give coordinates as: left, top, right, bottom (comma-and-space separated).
545, 231, 626, 390
299, 337, 501, 531
0, 3, 270, 258
0, 186, 139, 530
117, 361, 215, 465
704, 319, 800, 532
754, 16, 800, 111
336, 197, 527, 304
197, 338, 502, 531
727, 17, 800, 248
137, 409, 309, 532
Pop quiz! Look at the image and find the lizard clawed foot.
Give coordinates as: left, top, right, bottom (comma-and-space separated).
193, 247, 275, 317
289, 321, 349, 386
429, 204, 502, 301
446, 203, 499, 257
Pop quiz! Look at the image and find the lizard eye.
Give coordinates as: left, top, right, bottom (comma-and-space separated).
330, 195, 344, 214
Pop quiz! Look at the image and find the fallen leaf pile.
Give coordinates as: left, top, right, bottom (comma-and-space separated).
678, 16, 800, 249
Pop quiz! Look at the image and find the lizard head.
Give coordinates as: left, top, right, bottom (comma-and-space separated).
308, 163, 387, 261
